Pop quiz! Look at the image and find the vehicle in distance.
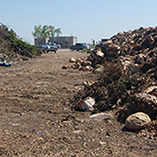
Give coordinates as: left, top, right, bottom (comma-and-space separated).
70, 43, 89, 51
35, 44, 58, 53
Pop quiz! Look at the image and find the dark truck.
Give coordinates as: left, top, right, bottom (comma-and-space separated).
70, 43, 88, 51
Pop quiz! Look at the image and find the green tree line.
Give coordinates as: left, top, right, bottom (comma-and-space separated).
32, 25, 62, 38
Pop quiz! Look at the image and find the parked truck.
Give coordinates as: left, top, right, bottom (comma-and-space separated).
70, 43, 90, 51
35, 43, 58, 53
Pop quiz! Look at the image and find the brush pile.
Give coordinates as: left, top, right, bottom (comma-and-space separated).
0, 23, 40, 62
70, 26, 157, 123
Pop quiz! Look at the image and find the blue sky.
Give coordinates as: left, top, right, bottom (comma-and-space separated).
1, 0, 157, 44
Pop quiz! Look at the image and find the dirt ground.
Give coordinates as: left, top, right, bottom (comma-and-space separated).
0, 49, 156, 157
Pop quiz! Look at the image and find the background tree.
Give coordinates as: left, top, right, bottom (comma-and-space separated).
41, 25, 49, 38
32, 25, 42, 38
48, 25, 55, 37
54, 28, 62, 37
32, 25, 62, 38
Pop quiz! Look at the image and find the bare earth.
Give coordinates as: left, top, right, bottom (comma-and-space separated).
0, 49, 156, 157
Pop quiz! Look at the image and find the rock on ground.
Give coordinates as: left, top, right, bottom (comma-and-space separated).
125, 112, 151, 131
